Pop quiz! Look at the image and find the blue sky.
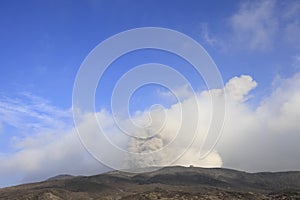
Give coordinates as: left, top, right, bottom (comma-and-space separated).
1, 0, 300, 187
1, 0, 299, 106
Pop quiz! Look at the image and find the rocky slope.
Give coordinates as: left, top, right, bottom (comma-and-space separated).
0, 166, 299, 199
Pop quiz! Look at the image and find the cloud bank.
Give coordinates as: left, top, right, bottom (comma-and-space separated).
1, 73, 300, 187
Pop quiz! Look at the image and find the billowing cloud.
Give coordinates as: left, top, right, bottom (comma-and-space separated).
225, 75, 257, 102
218, 73, 300, 171
1, 73, 300, 187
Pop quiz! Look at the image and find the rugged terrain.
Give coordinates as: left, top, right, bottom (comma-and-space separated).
0, 166, 300, 199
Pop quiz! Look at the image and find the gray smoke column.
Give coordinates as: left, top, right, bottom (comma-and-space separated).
127, 134, 164, 168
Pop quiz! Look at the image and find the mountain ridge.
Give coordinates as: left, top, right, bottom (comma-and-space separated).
1, 166, 300, 199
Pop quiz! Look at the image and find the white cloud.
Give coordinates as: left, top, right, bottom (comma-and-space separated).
0, 130, 106, 186
230, 0, 278, 50
0, 94, 103, 187
227, 0, 300, 51
256, 73, 300, 134
217, 73, 300, 172
292, 55, 300, 70
1, 73, 300, 187
157, 84, 194, 102
281, 1, 300, 46
201, 24, 218, 46
0, 93, 71, 134
225, 75, 257, 102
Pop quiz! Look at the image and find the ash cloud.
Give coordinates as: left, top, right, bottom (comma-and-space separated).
1, 74, 300, 187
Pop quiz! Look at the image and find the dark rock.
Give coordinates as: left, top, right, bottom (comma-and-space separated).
0, 166, 299, 199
